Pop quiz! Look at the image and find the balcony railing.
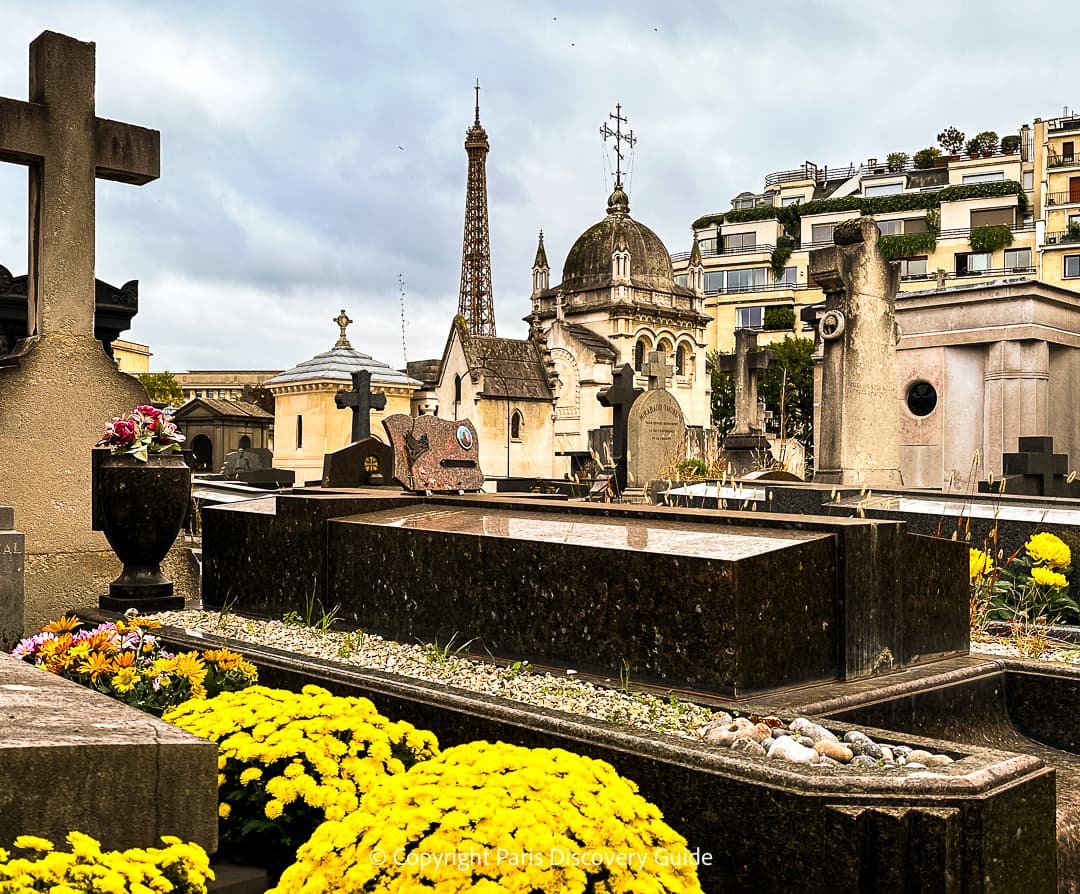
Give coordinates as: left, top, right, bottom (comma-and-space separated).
1045, 231, 1080, 246
1049, 155, 1079, 168
1045, 192, 1080, 206
937, 223, 1035, 240
704, 281, 807, 297
900, 266, 1035, 284
764, 162, 857, 187
670, 243, 775, 263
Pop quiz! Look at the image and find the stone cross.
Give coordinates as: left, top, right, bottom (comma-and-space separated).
335, 369, 386, 443
0, 31, 159, 342
597, 363, 643, 489
717, 329, 777, 436
641, 350, 674, 391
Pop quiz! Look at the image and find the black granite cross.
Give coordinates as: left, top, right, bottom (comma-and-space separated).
335, 369, 386, 443
598, 363, 643, 489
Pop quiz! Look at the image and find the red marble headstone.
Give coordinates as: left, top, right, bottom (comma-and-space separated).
381, 414, 484, 493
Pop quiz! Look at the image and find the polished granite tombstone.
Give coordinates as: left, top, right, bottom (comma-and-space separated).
203, 492, 968, 696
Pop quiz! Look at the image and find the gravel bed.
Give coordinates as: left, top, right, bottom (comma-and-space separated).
150, 610, 714, 740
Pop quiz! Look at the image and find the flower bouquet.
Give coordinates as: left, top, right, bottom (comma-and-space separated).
97, 405, 185, 462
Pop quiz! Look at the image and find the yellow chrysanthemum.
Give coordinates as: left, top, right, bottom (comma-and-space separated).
12, 835, 54, 852
219, 803, 232, 819
969, 548, 993, 580
1031, 565, 1068, 589
1026, 532, 1071, 569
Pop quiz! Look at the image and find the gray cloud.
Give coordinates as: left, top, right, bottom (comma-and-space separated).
0, 0, 1077, 372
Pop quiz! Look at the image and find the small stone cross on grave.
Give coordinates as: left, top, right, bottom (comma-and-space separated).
597, 363, 643, 489
0, 31, 159, 342
718, 329, 776, 435
641, 350, 674, 391
336, 369, 386, 444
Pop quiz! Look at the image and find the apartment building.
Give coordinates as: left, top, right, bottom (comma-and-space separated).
674, 113, 1080, 353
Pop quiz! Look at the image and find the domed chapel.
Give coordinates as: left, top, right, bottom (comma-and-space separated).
526, 181, 712, 474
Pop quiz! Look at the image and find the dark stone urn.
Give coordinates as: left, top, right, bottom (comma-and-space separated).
96, 451, 191, 611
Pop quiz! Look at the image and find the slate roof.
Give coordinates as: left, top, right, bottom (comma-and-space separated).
174, 398, 273, 420
406, 359, 442, 388
561, 322, 618, 360
460, 330, 554, 400
265, 343, 420, 388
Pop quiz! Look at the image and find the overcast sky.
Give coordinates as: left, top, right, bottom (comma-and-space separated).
0, 0, 1077, 373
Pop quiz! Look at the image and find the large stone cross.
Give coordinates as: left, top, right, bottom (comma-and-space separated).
641, 350, 673, 391
335, 369, 386, 443
717, 329, 776, 435
0, 31, 159, 343
597, 363, 643, 488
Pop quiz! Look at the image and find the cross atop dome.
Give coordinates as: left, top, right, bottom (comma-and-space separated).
600, 103, 636, 191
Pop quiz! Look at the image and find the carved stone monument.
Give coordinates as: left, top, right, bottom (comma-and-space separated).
596, 364, 642, 490
0, 31, 160, 628
321, 437, 395, 488
718, 328, 777, 474
382, 414, 483, 493
808, 216, 903, 486
0, 507, 24, 648
626, 351, 686, 487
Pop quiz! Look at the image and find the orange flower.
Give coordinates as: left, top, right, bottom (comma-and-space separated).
78, 652, 116, 682
42, 616, 81, 634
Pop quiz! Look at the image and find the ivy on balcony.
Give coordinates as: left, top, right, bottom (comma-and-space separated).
969, 225, 1014, 253
691, 180, 1028, 242
877, 231, 939, 260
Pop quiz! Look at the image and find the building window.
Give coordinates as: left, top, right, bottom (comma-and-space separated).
725, 232, 756, 251
704, 271, 724, 293
956, 252, 992, 275
811, 223, 835, 244
736, 306, 764, 329
907, 382, 938, 417
675, 344, 688, 376
899, 258, 928, 278
238, 434, 251, 450
699, 237, 717, 253
778, 266, 797, 285
1063, 141, 1076, 164
877, 219, 904, 236
296, 415, 303, 449
781, 195, 803, 206
734, 197, 755, 210
1004, 248, 1032, 270
634, 339, 647, 371
656, 339, 673, 360
962, 171, 1005, 184
904, 217, 929, 234
674, 273, 688, 287
970, 207, 1016, 228
1023, 170, 1034, 190
864, 182, 903, 197
724, 267, 769, 292
454, 374, 462, 403
510, 410, 522, 441
1066, 255, 1080, 278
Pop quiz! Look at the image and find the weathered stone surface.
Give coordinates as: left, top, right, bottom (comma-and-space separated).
626, 389, 686, 486
0, 652, 216, 851
814, 740, 854, 763
0, 32, 160, 629
809, 215, 903, 487
767, 735, 818, 763
0, 508, 23, 648
791, 717, 838, 743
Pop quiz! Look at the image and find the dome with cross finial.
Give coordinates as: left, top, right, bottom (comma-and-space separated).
558, 188, 682, 297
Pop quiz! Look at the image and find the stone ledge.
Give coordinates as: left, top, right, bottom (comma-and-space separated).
0, 651, 217, 852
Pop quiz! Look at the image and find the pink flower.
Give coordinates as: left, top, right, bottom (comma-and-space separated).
135, 405, 162, 419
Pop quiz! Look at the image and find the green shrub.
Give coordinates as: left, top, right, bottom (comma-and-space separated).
763, 306, 795, 331
886, 151, 910, 172
1000, 134, 1021, 154
974, 130, 999, 153
676, 458, 709, 479
770, 235, 795, 280
937, 126, 965, 154
878, 231, 938, 260
913, 147, 941, 169
969, 225, 1013, 253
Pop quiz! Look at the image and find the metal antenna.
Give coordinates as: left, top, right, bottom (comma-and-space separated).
600, 103, 636, 189
398, 273, 409, 366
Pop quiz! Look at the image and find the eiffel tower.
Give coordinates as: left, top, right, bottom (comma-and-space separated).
457, 80, 497, 336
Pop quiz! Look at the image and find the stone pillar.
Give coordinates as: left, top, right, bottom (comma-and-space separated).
983, 340, 1050, 479
809, 217, 903, 487
0, 507, 25, 648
